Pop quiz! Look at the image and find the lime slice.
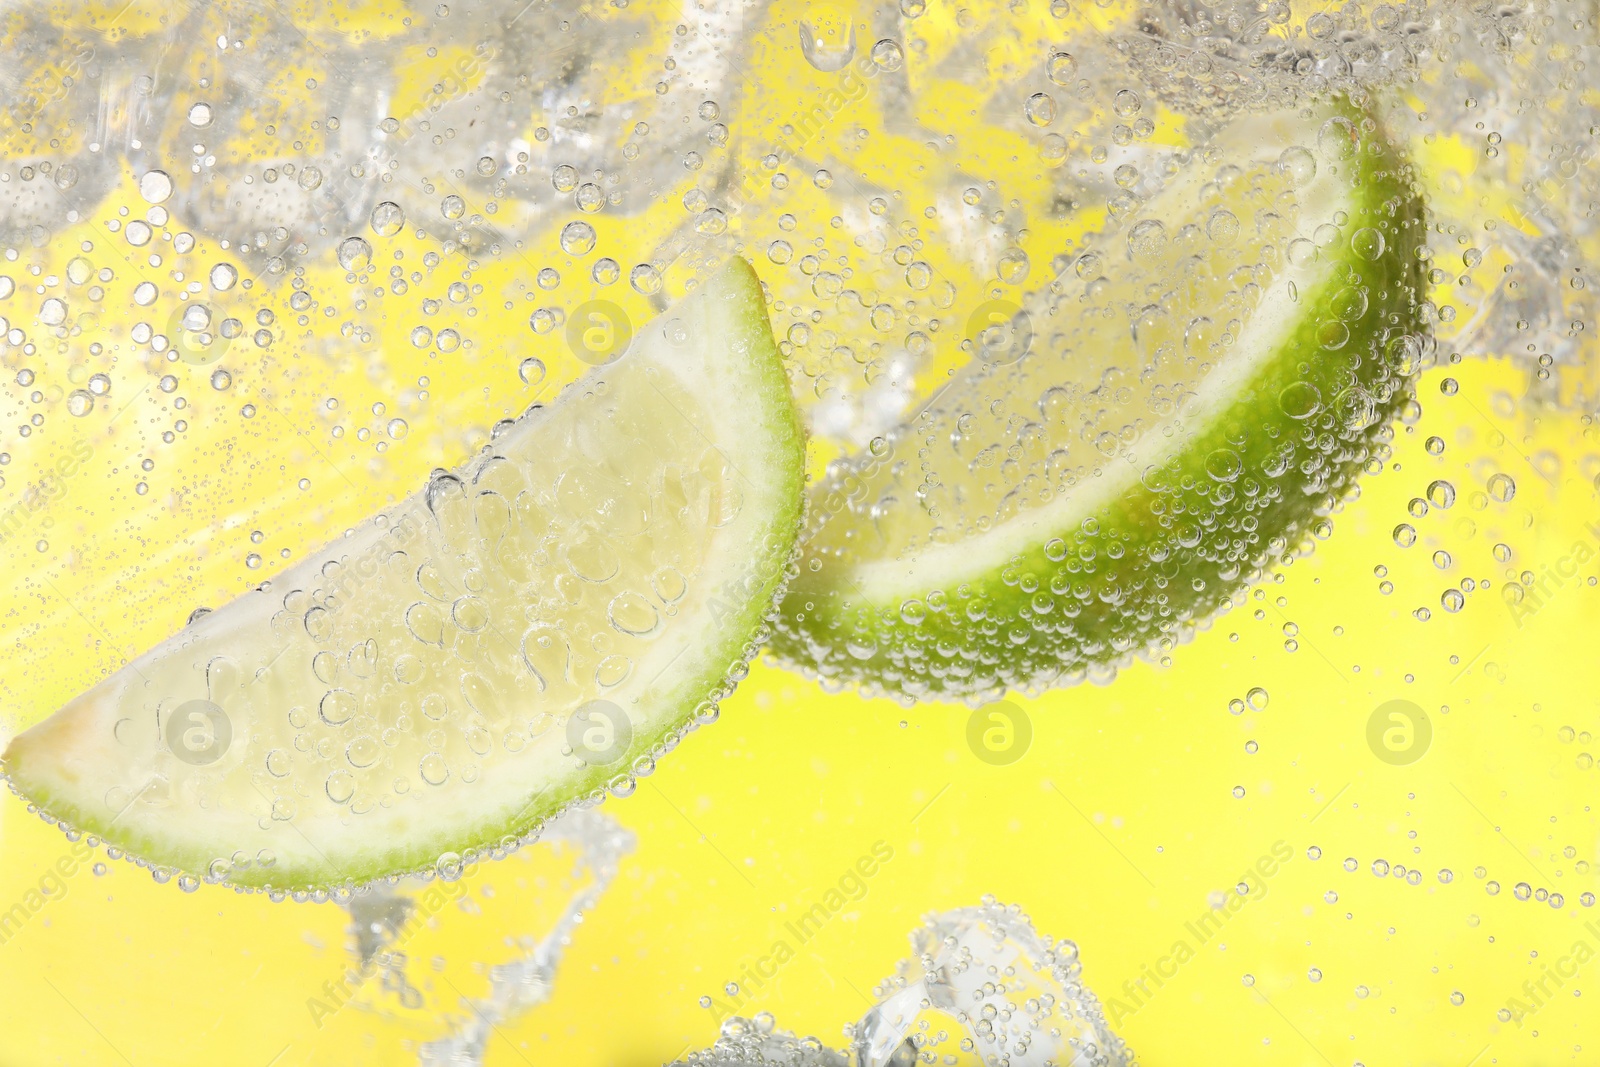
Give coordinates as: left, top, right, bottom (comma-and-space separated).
773, 103, 1427, 703
3, 258, 804, 892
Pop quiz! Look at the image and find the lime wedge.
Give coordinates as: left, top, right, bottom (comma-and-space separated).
3, 259, 804, 892
773, 103, 1427, 703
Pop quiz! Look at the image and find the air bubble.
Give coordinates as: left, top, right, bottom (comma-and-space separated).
1350, 227, 1385, 260
631, 263, 662, 294
139, 170, 174, 204
337, 237, 373, 271
1127, 219, 1167, 260
997, 249, 1029, 283
369, 201, 405, 237
1206, 210, 1240, 245
1047, 52, 1077, 85
1277, 145, 1317, 185
870, 39, 904, 71
561, 220, 597, 255
420, 753, 450, 785
1317, 117, 1356, 160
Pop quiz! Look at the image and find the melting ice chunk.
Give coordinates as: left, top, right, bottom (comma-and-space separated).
335, 809, 635, 1067
852, 899, 1129, 1067
670, 1014, 852, 1067
676, 900, 1129, 1067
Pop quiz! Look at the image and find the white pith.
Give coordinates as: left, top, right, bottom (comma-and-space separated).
847, 111, 1359, 605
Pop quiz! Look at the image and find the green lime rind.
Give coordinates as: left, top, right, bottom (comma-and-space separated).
771, 102, 1428, 705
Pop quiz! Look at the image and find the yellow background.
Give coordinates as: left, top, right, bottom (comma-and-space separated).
2, 1, 1598, 1065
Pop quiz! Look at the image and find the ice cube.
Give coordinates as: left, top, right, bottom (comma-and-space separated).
330, 809, 634, 1067
670, 1014, 851, 1067
850, 900, 1130, 1067
676, 900, 1129, 1067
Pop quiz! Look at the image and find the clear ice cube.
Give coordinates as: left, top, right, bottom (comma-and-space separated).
851, 900, 1129, 1067
670, 1014, 852, 1067
335, 808, 634, 1067
676, 900, 1129, 1067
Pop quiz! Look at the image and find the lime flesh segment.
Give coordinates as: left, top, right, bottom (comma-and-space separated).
3, 258, 804, 891
773, 103, 1427, 704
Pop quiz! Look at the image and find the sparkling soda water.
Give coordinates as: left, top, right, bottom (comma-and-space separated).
2, 1, 1599, 1065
